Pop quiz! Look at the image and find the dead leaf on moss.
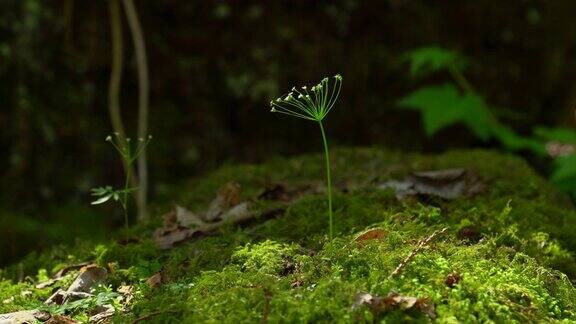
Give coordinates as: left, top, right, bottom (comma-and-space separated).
117, 284, 135, 305
66, 265, 107, 295
353, 229, 386, 245
291, 279, 304, 288
354, 292, 435, 318
445, 272, 461, 288
379, 168, 484, 200
89, 304, 115, 323
46, 314, 78, 324
45, 265, 107, 305
146, 272, 163, 288
258, 182, 326, 203
153, 182, 259, 249
258, 184, 290, 201
205, 182, 241, 221
153, 202, 253, 249
36, 261, 93, 289
0, 310, 51, 323
457, 225, 482, 243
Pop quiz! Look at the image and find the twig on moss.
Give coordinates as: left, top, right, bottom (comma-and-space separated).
389, 227, 448, 278
131, 310, 179, 324
261, 287, 272, 324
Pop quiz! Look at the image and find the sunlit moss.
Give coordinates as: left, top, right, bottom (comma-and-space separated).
1, 148, 576, 322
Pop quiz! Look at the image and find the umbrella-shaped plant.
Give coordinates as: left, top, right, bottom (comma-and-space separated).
270, 74, 342, 238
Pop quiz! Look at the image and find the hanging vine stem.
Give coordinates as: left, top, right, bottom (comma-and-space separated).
108, 0, 139, 198
122, 0, 150, 221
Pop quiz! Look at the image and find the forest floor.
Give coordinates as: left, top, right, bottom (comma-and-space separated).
1, 147, 575, 323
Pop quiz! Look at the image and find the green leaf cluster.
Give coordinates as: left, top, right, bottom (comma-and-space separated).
399, 46, 576, 198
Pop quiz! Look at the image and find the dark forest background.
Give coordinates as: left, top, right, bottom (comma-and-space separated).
1, 0, 576, 265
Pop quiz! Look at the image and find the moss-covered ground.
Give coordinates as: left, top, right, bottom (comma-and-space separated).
1, 148, 576, 323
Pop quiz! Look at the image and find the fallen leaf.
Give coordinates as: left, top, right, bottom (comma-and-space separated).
445, 272, 461, 288
379, 168, 484, 200
146, 273, 163, 288
66, 265, 107, 294
37, 262, 93, 289
457, 226, 482, 243
205, 182, 241, 222
118, 285, 134, 305
354, 292, 435, 318
153, 202, 254, 250
0, 310, 51, 323
46, 314, 78, 323
45, 289, 66, 305
89, 304, 115, 323
153, 182, 290, 249
153, 226, 196, 250
257, 182, 327, 203
36, 277, 66, 289
291, 279, 304, 288
258, 184, 290, 201
46, 265, 107, 305
353, 229, 386, 245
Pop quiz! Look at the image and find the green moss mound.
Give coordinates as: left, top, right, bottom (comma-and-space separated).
1, 148, 576, 322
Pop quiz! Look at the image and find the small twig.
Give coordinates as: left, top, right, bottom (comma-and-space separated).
389, 227, 448, 278
131, 310, 179, 324
261, 287, 272, 324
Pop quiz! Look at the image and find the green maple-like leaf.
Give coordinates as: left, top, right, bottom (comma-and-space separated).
493, 125, 545, 155
534, 126, 576, 144
551, 154, 576, 197
403, 46, 467, 77
397, 84, 492, 140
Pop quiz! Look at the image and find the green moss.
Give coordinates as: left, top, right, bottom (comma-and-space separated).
2, 148, 576, 322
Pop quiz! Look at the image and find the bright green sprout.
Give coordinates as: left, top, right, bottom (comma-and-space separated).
91, 133, 152, 236
270, 74, 342, 238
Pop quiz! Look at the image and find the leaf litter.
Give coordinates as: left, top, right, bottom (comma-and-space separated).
379, 168, 484, 200
354, 291, 436, 319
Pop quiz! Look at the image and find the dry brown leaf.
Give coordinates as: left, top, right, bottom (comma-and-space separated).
258, 184, 290, 201
205, 182, 241, 221
354, 292, 435, 318
146, 273, 163, 288
66, 265, 107, 295
89, 304, 115, 323
153, 202, 254, 249
46, 265, 108, 305
153, 226, 196, 250
353, 229, 386, 245
445, 272, 461, 288
118, 285, 135, 304
0, 310, 51, 323
46, 314, 78, 324
379, 168, 484, 200
36, 261, 93, 289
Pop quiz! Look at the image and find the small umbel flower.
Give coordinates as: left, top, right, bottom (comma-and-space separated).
270, 74, 342, 122
270, 74, 343, 239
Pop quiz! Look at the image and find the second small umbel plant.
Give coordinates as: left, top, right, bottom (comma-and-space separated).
91, 133, 152, 235
270, 74, 342, 238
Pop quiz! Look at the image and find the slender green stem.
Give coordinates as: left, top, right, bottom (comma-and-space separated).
318, 120, 333, 239
447, 64, 473, 93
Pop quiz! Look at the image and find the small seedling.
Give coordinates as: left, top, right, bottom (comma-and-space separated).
91, 133, 151, 235
270, 74, 342, 238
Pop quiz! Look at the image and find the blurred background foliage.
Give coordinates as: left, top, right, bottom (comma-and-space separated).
1, 0, 576, 265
